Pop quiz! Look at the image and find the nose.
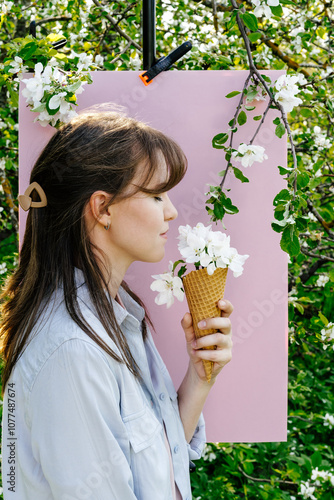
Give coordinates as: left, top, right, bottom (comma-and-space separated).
165, 194, 178, 221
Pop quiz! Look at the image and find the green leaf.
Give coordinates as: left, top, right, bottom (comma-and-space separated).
213, 202, 225, 220
46, 95, 60, 115
318, 311, 328, 325
271, 222, 285, 233
225, 91, 241, 98
273, 117, 281, 125
280, 226, 300, 256
270, 4, 283, 16
273, 189, 291, 205
295, 302, 304, 314
245, 106, 256, 111
295, 217, 308, 231
245, 89, 258, 101
253, 115, 262, 121
66, 81, 82, 93
311, 451, 322, 468
241, 12, 258, 32
275, 122, 286, 138
177, 266, 187, 279
19, 41, 38, 59
237, 110, 247, 126
260, 74, 272, 84
212, 133, 229, 149
32, 103, 47, 113
248, 32, 262, 43
278, 166, 293, 175
8, 86, 19, 107
300, 108, 313, 118
233, 167, 249, 183
297, 172, 310, 189
223, 197, 239, 214
172, 260, 185, 274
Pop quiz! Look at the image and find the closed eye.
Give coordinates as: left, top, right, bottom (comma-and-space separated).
154, 196, 163, 202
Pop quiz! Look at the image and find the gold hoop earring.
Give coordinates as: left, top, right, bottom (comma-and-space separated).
104, 223, 110, 231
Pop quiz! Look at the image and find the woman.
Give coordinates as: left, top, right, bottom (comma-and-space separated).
0, 111, 233, 499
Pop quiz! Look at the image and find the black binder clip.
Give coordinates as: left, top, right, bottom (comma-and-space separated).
29, 20, 67, 50
139, 41, 192, 86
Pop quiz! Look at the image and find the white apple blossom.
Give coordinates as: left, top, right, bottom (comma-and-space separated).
323, 413, 334, 429
22, 63, 50, 106
316, 275, 329, 287
150, 262, 184, 308
311, 467, 331, 481
21, 61, 89, 127
48, 92, 67, 110
0, 263, 8, 275
313, 126, 331, 149
251, 0, 279, 19
232, 143, 268, 168
299, 481, 316, 500
179, 232, 207, 264
152, 224, 249, 307
77, 52, 94, 71
94, 54, 104, 66
274, 74, 303, 114
320, 322, 334, 350
1, 1, 13, 15
8, 56, 28, 80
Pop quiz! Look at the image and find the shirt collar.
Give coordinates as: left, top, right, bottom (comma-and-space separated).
74, 267, 145, 327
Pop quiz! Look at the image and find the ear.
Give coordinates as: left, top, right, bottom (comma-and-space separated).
86, 191, 112, 228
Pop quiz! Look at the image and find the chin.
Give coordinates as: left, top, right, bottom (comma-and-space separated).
142, 250, 165, 264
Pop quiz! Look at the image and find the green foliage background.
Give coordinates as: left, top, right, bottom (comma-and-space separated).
0, 0, 333, 498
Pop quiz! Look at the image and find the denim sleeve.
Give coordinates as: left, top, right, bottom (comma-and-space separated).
187, 413, 206, 460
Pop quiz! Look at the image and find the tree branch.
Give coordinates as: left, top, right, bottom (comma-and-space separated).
91, 0, 142, 51
264, 40, 316, 77
301, 249, 334, 261
238, 467, 297, 487
35, 17, 71, 26
307, 200, 334, 237
228, 0, 299, 194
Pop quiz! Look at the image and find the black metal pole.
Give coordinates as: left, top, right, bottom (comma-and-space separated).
142, 0, 156, 70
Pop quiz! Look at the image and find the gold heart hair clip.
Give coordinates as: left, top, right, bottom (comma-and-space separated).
18, 182, 47, 211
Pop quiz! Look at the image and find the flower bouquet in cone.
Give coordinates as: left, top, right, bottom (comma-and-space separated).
151, 223, 249, 382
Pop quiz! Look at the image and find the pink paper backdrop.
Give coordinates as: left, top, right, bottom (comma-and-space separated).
19, 70, 288, 442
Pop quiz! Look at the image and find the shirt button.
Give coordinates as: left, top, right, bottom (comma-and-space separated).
159, 392, 165, 401
174, 445, 179, 454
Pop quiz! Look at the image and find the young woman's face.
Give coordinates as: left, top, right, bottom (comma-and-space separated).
106, 156, 178, 268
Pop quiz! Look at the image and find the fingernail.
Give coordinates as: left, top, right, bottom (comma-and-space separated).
198, 320, 206, 329
192, 340, 197, 347
219, 300, 226, 307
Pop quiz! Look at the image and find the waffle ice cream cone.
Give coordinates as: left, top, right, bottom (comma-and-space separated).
182, 267, 228, 383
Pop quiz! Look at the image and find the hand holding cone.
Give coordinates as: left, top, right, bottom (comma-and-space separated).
182, 267, 228, 383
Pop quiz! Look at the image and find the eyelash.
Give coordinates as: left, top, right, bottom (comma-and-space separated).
154, 196, 163, 202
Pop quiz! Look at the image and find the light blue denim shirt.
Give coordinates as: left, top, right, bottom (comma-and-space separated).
2, 270, 205, 499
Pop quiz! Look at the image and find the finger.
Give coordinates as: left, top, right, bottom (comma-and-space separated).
192, 347, 232, 364
217, 299, 234, 317
192, 332, 232, 350
197, 317, 231, 334
181, 312, 196, 343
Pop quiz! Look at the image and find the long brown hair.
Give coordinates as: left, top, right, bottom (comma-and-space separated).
0, 111, 187, 392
